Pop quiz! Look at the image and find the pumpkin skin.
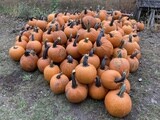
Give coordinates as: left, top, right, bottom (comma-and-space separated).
113, 40, 128, 58
65, 70, 88, 103
94, 30, 113, 59
77, 38, 93, 55
20, 50, 38, 72
15, 33, 27, 49
82, 15, 96, 28
30, 27, 43, 42
89, 76, 108, 100
27, 17, 37, 26
43, 62, 60, 82
109, 53, 130, 77
127, 52, 139, 73
103, 18, 116, 34
60, 55, 78, 79
37, 46, 51, 73
80, 49, 100, 69
122, 24, 133, 35
104, 84, 132, 118
136, 22, 145, 31
48, 38, 67, 63
42, 26, 53, 42
123, 35, 140, 55
9, 45, 25, 61
64, 22, 78, 38
50, 72, 69, 94
112, 10, 122, 20
36, 17, 48, 31
75, 54, 97, 84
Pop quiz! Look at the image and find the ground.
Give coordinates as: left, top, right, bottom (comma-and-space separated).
0, 15, 160, 120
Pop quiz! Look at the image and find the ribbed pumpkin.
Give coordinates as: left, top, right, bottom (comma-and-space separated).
75, 54, 97, 84
104, 84, 132, 118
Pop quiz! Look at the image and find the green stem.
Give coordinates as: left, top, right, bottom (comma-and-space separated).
114, 72, 126, 83
83, 54, 89, 67
117, 84, 126, 97
71, 70, 77, 88
67, 55, 73, 63
100, 56, 107, 70
95, 76, 101, 87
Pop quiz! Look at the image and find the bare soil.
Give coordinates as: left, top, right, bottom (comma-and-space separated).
0, 15, 160, 120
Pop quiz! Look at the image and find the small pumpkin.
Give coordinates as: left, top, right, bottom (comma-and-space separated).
42, 25, 53, 42
20, 50, 38, 72
15, 32, 27, 49
60, 55, 78, 79
75, 54, 97, 84
89, 76, 108, 100
65, 70, 88, 103
37, 46, 51, 73
127, 51, 139, 73
82, 15, 96, 28
122, 24, 133, 35
43, 61, 60, 82
30, 27, 43, 42
36, 16, 48, 31
27, 17, 37, 26
77, 38, 93, 55
50, 72, 69, 94
9, 45, 25, 61
104, 84, 132, 118
103, 18, 116, 34
48, 38, 67, 63
112, 10, 122, 20
136, 21, 145, 31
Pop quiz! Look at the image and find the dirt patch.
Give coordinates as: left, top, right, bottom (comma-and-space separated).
0, 14, 160, 120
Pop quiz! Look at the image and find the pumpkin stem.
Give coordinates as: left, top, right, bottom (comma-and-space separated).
84, 38, 89, 43
53, 37, 60, 48
119, 40, 125, 49
96, 30, 103, 47
51, 19, 56, 24
117, 84, 126, 97
89, 6, 93, 11
13, 46, 18, 49
24, 50, 30, 56
117, 51, 122, 58
70, 21, 75, 28
67, 55, 73, 63
31, 34, 34, 41
114, 72, 126, 83
89, 49, 94, 57
61, 25, 65, 31
18, 34, 22, 42
108, 32, 113, 38
33, 27, 38, 33
130, 51, 139, 59
56, 72, 63, 79
110, 18, 114, 26
129, 35, 132, 42
84, 8, 87, 14
55, 24, 59, 31
73, 34, 79, 47
87, 20, 91, 32
42, 46, 49, 59
132, 34, 138, 37
68, 34, 73, 42
29, 17, 34, 21
54, 13, 59, 18
95, 76, 101, 87
50, 61, 55, 67
71, 70, 77, 88
47, 26, 52, 34
83, 54, 89, 67
94, 23, 100, 30
100, 56, 107, 70
44, 41, 48, 48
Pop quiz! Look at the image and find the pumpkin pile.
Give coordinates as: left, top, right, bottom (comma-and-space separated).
9, 9, 144, 118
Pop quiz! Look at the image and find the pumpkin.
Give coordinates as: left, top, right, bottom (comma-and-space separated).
16, 31, 29, 42
80, 49, 100, 69
77, 38, 93, 55
97, 9, 107, 21
122, 24, 133, 35
127, 51, 139, 73
42, 25, 53, 42
97, 56, 109, 77
77, 29, 85, 42
36, 16, 48, 31
9, 45, 25, 61
20, 50, 38, 72
37, 46, 51, 73
106, 30, 123, 48
82, 15, 96, 28
30, 27, 43, 42
60, 55, 78, 79
46, 19, 61, 32
112, 10, 122, 20
104, 84, 132, 118
65, 70, 88, 103
15, 32, 27, 49
50, 72, 69, 94
66, 34, 82, 59
26, 34, 42, 53
75, 54, 97, 84
123, 35, 140, 55
27, 17, 37, 26
94, 30, 113, 59
43, 61, 60, 82
103, 18, 116, 34
64, 21, 78, 38
89, 76, 108, 100
131, 33, 140, 43
66, 34, 75, 45
48, 38, 67, 63
137, 21, 145, 31
52, 24, 67, 45
113, 40, 128, 58
109, 52, 130, 77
